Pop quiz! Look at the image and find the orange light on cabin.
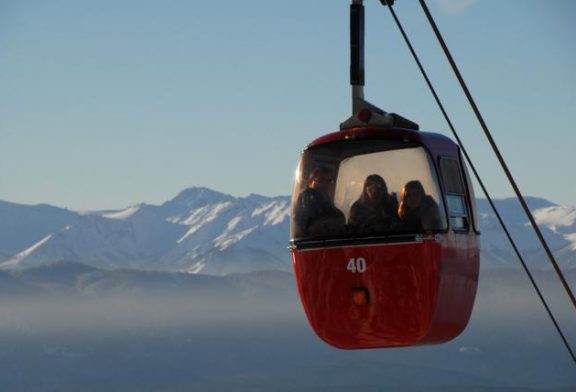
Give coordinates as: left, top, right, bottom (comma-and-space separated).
351, 286, 370, 306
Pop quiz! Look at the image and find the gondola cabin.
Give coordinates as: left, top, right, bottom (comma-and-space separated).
290, 126, 480, 349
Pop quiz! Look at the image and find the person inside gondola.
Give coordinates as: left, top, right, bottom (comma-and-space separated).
293, 167, 346, 238
348, 174, 399, 235
398, 180, 442, 233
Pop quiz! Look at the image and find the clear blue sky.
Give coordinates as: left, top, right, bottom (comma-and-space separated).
1, 0, 574, 210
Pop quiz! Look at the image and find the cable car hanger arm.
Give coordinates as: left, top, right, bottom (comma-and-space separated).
341, 0, 418, 130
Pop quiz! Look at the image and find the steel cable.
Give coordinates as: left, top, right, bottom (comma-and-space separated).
382, 1, 576, 365
416, 0, 576, 312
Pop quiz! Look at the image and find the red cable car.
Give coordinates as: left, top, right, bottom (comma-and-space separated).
289, 0, 480, 349
290, 125, 480, 349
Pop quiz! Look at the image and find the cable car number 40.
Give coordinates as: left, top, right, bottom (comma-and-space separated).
347, 257, 367, 273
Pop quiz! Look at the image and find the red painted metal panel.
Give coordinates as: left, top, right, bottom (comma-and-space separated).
424, 232, 480, 344
292, 235, 479, 349
293, 239, 436, 349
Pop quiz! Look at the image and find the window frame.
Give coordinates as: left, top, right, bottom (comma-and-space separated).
438, 156, 471, 233
290, 139, 450, 246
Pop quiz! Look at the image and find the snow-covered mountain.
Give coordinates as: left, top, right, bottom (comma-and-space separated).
0, 200, 78, 260
0, 188, 574, 274
477, 197, 576, 269
0, 187, 291, 275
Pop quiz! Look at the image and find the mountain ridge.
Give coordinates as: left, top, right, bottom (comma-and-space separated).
0, 188, 574, 274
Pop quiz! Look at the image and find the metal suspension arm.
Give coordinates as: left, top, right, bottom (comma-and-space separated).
341, 0, 417, 130
350, 0, 365, 112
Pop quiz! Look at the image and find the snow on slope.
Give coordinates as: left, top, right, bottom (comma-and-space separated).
102, 205, 141, 220
0, 234, 54, 269
0, 200, 78, 259
565, 234, 576, 251
534, 206, 576, 227
156, 192, 291, 274
534, 205, 576, 253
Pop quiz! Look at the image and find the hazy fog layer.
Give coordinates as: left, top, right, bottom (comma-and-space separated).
0, 266, 575, 392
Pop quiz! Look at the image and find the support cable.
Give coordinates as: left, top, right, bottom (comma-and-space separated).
381, 1, 576, 365
415, 0, 576, 313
